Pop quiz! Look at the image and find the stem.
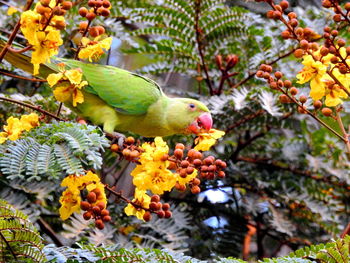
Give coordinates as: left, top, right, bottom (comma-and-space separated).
74, 20, 93, 60
0, 96, 65, 121
0, 0, 34, 63
0, 70, 47, 82
335, 110, 350, 158
7, 45, 32, 54
279, 88, 346, 142
194, 0, 214, 95
0, 231, 17, 260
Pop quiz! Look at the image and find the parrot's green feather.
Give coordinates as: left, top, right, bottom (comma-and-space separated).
58, 58, 162, 115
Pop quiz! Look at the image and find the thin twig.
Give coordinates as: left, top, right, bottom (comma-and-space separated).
0, 96, 65, 121
37, 218, 63, 247
0, 231, 17, 260
0, 0, 34, 62
194, 0, 214, 95
0, 69, 47, 82
335, 109, 350, 158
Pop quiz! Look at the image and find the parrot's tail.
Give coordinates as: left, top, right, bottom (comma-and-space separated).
0, 39, 56, 78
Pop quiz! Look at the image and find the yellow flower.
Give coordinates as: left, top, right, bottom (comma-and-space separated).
124, 189, 151, 220
47, 72, 64, 87
296, 55, 328, 101
20, 113, 40, 131
31, 29, 63, 75
78, 37, 113, 62
59, 188, 81, 220
3, 117, 23, 141
131, 137, 177, 195
194, 129, 225, 151
47, 68, 88, 106
20, 10, 41, 46
7, 6, 18, 15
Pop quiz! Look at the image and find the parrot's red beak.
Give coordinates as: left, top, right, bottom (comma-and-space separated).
188, 113, 213, 134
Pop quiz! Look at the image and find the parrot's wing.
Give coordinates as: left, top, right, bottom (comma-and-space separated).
59, 59, 162, 115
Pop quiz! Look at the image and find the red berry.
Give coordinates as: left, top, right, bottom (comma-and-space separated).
95, 219, 104, 229
87, 192, 97, 203
151, 195, 160, 203
102, 215, 111, 222
92, 206, 101, 215
83, 211, 92, 220
162, 203, 170, 211
164, 210, 172, 218
101, 209, 110, 216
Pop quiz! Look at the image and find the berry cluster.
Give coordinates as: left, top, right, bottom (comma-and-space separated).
143, 195, 172, 221
215, 54, 239, 72
36, 0, 72, 29
110, 136, 143, 161
77, 0, 111, 40
80, 189, 111, 230
169, 143, 227, 194
79, 0, 111, 21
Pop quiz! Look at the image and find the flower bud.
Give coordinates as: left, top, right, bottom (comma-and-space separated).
143, 211, 152, 222
61, 1, 73, 10
79, 7, 88, 17
87, 192, 97, 203
290, 87, 298, 95
83, 211, 92, 220
299, 95, 307, 103
313, 100, 322, 109
86, 12, 96, 21
321, 107, 332, 117
95, 219, 105, 229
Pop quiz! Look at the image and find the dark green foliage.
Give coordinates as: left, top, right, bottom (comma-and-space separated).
0, 199, 46, 263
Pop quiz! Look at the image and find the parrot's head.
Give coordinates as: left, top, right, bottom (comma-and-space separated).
168, 98, 212, 135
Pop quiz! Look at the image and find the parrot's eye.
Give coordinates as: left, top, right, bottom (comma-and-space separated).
189, 103, 196, 110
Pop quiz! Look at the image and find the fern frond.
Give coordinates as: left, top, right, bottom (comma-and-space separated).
0, 199, 46, 263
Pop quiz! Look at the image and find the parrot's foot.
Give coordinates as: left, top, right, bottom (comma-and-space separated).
106, 132, 126, 149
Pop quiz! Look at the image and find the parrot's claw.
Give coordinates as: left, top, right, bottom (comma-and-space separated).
105, 132, 126, 149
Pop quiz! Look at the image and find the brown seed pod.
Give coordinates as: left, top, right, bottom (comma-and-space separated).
157, 210, 165, 218
95, 219, 105, 229
125, 136, 135, 144
151, 195, 160, 203
297, 106, 307, 114
36, 5, 46, 14
96, 25, 106, 35
88, 0, 95, 7
55, 20, 66, 30
179, 169, 187, 178
186, 166, 195, 174
288, 12, 297, 19
100, 8, 110, 17
80, 201, 91, 211
103, 0, 111, 8
61, 1, 73, 10
97, 201, 106, 210
162, 203, 170, 211
217, 171, 225, 178
86, 12, 96, 21
274, 71, 283, 79
87, 192, 97, 203
266, 10, 274, 19
280, 0, 289, 10
83, 211, 92, 220
89, 27, 100, 38
143, 211, 152, 222
101, 209, 110, 217
174, 149, 184, 159
208, 165, 216, 172
149, 202, 159, 211
299, 95, 307, 104
175, 143, 185, 150
110, 144, 119, 152
79, 7, 88, 17
40, 0, 51, 7
281, 30, 290, 39
180, 160, 190, 168
192, 178, 201, 186
193, 159, 202, 167
321, 107, 333, 117
102, 215, 112, 222
294, 49, 304, 58
191, 185, 201, 194
290, 87, 298, 96
313, 100, 322, 109
164, 210, 172, 218
79, 21, 88, 31
92, 206, 101, 215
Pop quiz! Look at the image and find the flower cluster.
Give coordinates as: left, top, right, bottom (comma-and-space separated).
111, 133, 226, 221
20, 0, 71, 75
47, 65, 88, 106
76, 0, 112, 62
194, 129, 225, 151
59, 171, 108, 228
0, 113, 40, 144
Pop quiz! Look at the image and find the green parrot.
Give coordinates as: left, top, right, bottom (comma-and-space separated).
1, 43, 212, 137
